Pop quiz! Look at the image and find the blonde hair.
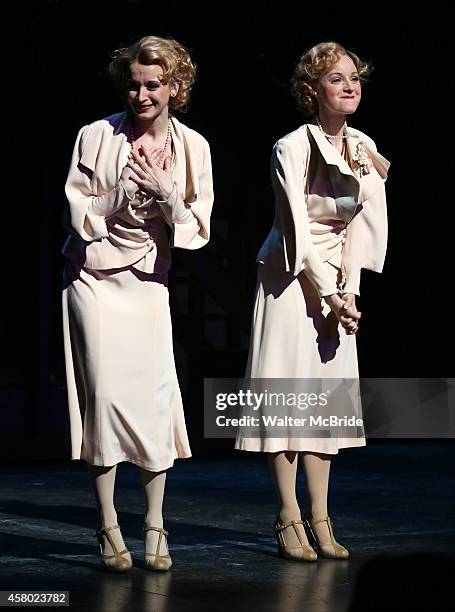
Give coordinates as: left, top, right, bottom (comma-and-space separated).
108, 35, 196, 112
291, 41, 371, 116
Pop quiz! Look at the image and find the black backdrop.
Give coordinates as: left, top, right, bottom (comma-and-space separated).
0, 1, 447, 460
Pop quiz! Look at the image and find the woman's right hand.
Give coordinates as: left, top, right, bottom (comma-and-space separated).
324, 294, 361, 335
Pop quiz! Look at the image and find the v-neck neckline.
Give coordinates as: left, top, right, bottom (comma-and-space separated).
306, 123, 356, 179
311, 121, 351, 162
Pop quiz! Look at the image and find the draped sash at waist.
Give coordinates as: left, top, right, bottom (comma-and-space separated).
309, 218, 347, 268
61, 207, 171, 271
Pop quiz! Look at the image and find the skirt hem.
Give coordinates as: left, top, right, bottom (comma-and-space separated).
70, 452, 192, 472
234, 439, 366, 455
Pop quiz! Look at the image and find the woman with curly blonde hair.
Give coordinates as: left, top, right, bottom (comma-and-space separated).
61, 35, 213, 573
236, 42, 390, 561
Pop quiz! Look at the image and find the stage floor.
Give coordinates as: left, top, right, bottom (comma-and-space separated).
0, 441, 454, 611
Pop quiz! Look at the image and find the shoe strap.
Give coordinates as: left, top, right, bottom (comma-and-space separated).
305, 515, 336, 543
274, 519, 304, 532
311, 515, 333, 528
94, 524, 120, 536
143, 525, 169, 559
143, 525, 169, 536
95, 524, 128, 559
274, 519, 305, 547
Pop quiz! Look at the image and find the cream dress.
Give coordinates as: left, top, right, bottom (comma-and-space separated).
235, 128, 390, 455
234, 260, 365, 455
61, 112, 213, 471
62, 259, 191, 471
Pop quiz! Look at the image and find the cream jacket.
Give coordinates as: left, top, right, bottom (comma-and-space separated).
257, 122, 390, 296
62, 112, 213, 272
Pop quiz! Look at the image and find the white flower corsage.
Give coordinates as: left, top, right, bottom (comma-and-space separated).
351, 141, 373, 177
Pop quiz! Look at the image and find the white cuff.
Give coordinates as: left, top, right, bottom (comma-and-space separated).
157, 185, 193, 224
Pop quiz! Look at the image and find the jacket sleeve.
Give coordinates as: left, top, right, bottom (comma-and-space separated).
342, 138, 389, 296
164, 138, 213, 250
63, 124, 133, 243
271, 138, 338, 297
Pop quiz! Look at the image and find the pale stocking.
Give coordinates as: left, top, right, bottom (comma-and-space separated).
88, 464, 128, 558
140, 468, 169, 556
267, 451, 311, 548
301, 451, 338, 547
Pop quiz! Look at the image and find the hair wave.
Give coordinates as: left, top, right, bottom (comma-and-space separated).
291, 41, 371, 116
108, 35, 196, 111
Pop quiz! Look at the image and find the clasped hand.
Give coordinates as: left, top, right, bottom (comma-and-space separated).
325, 293, 362, 335
125, 146, 174, 201
338, 293, 361, 335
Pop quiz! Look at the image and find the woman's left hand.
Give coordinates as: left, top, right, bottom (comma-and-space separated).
126, 146, 174, 200
339, 292, 362, 335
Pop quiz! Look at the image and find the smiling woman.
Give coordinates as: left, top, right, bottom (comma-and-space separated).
109, 36, 195, 113
60, 35, 213, 574
235, 41, 390, 562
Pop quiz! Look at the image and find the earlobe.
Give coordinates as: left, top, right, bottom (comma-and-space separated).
170, 81, 180, 98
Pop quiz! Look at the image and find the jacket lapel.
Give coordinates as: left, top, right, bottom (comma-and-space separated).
346, 130, 390, 205
306, 123, 353, 176
362, 141, 390, 179
306, 123, 389, 208
113, 113, 132, 179
99, 112, 199, 204
306, 124, 359, 221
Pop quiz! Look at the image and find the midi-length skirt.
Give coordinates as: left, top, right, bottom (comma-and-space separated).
235, 262, 366, 455
62, 259, 191, 471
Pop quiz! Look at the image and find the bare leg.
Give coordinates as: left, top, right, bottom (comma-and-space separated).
88, 464, 128, 558
267, 451, 311, 547
301, 452, 336, 546
140, 468, 168, 556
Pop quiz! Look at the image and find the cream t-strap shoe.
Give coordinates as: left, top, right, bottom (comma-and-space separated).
143, 524, 172, 571
94, 524, 132, 572
273, 518, 318, 561
302, 515, 349, 559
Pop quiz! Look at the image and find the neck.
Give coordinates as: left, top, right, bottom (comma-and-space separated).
127, 108, 170, 140
316, 111, 346, 137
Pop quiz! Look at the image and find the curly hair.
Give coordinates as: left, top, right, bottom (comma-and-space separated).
291, 42, 371, 116
108, 35, 196, 112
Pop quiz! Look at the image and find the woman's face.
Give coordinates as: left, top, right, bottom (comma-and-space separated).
315, 54, 361, 117
126, 62, 179, 122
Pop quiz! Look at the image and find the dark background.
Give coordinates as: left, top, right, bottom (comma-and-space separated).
0, 1, 447, 460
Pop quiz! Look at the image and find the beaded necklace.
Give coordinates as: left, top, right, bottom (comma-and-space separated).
128, 118, 172, 167
316, 115, 347, 141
